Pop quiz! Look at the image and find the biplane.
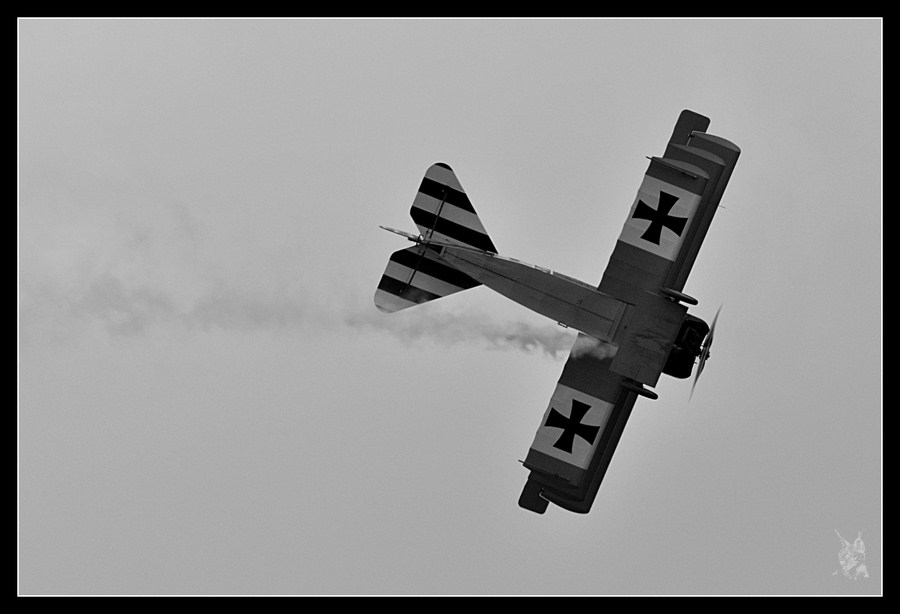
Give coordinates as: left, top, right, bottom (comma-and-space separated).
374, 110, 740, 514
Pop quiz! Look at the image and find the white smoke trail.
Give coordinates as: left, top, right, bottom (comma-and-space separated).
569, 334, 619, 360
24, 241, 613, 362
19, 184, 602, 361
23, 259, 585, 361
345, 306, 578, 359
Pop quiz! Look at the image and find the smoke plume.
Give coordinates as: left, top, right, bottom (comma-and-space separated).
19, 189, 609, 362
22, 261, 589, 360
345, 306, 579, 359
569, 334, 619, 360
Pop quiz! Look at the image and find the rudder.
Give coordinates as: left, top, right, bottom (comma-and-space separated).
410, 163, 497, 253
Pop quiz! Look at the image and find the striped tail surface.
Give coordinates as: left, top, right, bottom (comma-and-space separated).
374, 163, 496, 313
409, 162, 497, 253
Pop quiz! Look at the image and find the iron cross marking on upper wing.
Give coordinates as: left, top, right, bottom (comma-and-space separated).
544, 399, 600, 453
633, 191, 688, 245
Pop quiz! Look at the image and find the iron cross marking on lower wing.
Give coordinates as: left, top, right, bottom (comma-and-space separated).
633, 191, 688, 245
544, 399, 600, 453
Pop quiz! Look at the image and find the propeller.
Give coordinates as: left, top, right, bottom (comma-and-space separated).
691, 305, 721, 398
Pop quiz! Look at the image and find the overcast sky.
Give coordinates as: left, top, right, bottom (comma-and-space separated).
18, 18, 881, 595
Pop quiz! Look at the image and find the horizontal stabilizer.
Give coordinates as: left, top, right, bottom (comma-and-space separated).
374, 245, 480, 313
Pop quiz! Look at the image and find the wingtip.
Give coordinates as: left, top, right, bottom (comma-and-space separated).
518, 479, 549, 514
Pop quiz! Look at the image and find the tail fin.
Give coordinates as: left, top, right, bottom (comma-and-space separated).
410, 163, 497, 253
374, 163, 496, 313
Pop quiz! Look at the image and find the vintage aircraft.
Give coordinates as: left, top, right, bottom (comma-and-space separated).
374, 110, 740, 514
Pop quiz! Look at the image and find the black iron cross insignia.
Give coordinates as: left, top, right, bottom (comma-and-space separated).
544, 399, 600, 453
632, 191, 688, 245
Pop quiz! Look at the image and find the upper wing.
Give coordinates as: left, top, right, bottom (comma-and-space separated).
519, 110, 740, 514
599, 111, 740, 304
519, 333, 638, 514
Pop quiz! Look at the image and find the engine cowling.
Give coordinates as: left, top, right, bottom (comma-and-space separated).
662, 314, 710, 379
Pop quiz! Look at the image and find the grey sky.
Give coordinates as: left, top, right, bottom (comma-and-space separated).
19, 18, 881, 595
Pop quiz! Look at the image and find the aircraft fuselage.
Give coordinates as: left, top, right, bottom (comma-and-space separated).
438, 245, 627, 345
